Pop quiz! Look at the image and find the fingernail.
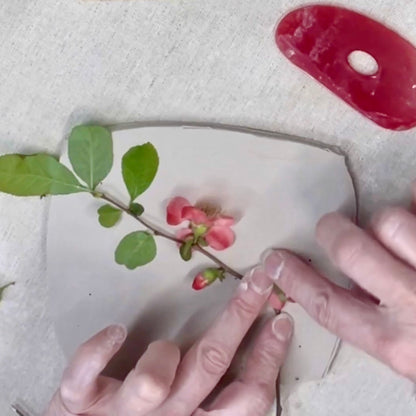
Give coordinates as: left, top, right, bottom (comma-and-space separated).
243, 267, 273, 295
262, 249, 285, 282
272, 313, 294, 341
106, 324, 127, 347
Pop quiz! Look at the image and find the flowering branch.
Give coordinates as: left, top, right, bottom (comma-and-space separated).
0, 124, 286, 306
99, 193, 244, 280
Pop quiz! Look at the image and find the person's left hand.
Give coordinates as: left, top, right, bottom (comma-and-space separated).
44, 268, 293, 416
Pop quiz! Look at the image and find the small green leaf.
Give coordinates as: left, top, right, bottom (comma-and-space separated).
202, 268, 224, 283
122, 143, 159, 202
198, 237, 209, 247
0, 282, 15, 303
115, 231, 157, 269
0, 154, 86, 196
68, 125, 113, 190
180, 239, 193, 261
98, 204, 122, 228
130, 202, 144, 216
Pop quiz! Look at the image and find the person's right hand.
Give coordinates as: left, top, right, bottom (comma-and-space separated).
262, 185, 416, 381
44, 267, 292, 416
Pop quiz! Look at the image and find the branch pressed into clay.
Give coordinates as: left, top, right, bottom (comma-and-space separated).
99, 193, 244, 279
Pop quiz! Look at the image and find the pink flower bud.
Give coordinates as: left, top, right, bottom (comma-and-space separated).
192, 268, 223, 290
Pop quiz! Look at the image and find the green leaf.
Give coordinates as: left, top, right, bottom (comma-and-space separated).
0, 282, 15, 303
130, 202, 144, 216
98, 204, 122, 228
180, 239, 193, 261
202, 268, 224, 283
115, 231, 157, 269
68, 125, 113, 190
0, 154, 86, 196
198, 237, 209, 247
122, 143, 159, 201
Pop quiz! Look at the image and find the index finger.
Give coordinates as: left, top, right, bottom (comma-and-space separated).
262, 249, 392, 367
153, 268, 273, 416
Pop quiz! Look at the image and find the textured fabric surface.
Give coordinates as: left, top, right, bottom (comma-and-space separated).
0, 1, 415, 415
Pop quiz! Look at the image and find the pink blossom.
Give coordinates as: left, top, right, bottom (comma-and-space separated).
166, 197, 235, 251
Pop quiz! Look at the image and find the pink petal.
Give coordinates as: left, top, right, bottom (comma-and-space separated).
182, 206, 208, 225
167, 197, 190, 225
205, 226, 235, 250
176, 228, 193, 241
213, 215, 235, 227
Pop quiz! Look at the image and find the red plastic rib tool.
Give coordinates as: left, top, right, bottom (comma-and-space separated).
276, 5, 416, 130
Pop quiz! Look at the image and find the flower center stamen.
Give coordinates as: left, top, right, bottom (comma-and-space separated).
195, 201, 222, 219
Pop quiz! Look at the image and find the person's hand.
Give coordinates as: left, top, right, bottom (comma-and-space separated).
45, 269, 293, 416
262, 189, 416, 381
